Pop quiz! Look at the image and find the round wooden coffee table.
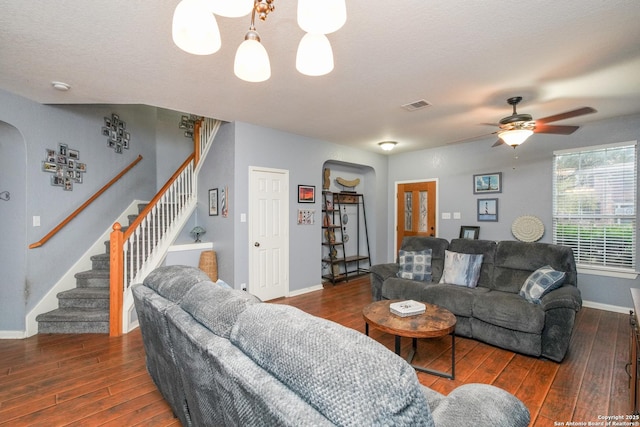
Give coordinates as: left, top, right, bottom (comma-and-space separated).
363, 299, 457, 379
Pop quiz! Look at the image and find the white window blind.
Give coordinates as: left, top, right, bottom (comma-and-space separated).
553, 141, 637, 270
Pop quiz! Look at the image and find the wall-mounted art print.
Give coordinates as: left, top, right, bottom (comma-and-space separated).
298, 185, 315, 203
209, 188, 218, 216
41, 143, 87, 191
297, 209, 315, 225
102, 112, 130, 153
473, 172, 502, 194
179, 114, 202, 139
221, 186, 228, 218
477, 198, 499, 222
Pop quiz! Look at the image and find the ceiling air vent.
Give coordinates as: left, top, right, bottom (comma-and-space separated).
401, 99, 431, 112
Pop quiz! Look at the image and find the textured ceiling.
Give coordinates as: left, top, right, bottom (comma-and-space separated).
1, 0, 639, 153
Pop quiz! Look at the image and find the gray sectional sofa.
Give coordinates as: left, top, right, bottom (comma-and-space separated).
371, 237, 582, 362
133, 265, 530, 427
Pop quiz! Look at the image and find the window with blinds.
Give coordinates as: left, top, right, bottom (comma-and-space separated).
553, 141, 637, 271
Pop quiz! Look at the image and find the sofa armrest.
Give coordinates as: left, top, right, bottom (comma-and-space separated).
428, 383, 530, 427
540, 285, 582, 311
370, 263, 398, 301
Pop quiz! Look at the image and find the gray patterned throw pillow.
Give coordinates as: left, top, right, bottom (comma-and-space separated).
397, 249, 432, 281
519, 265, 566, 304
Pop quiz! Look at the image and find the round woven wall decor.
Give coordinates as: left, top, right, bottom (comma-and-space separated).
511, 215, 545, 242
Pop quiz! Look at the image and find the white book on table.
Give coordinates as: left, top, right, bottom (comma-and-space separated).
390, 300, 426, 317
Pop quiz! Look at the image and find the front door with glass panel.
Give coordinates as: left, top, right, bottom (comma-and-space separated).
396, 181, 436, 253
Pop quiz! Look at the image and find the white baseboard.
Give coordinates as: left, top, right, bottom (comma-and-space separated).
582, 300, 632, 314
23, 200, 148, 337
0, 330, 27, 339
287, 284, 324, 297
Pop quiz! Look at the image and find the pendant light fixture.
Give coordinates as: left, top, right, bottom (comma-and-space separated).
297, 0, 347, 34
208, 0, 254, 17
172, 0, 221, 55
296, 33, 334, 76
172, 0, 347, 82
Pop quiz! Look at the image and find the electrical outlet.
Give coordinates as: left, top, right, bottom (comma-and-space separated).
240, 283, 247, 291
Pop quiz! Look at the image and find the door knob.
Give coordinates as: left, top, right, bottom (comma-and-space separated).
254, 242, 260, 247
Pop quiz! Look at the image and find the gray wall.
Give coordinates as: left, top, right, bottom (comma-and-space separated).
0, 89, 186, 332
0, 121, 27, 331
387, 113, 640, 309
230, 122, 389, 293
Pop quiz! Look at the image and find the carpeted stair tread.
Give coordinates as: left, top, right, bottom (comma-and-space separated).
37, 307, 109, 333
58, 288, 109, 299
36, 308, 109, 321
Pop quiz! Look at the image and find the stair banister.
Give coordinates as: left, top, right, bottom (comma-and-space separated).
109, 118, 220, 336
29, 154, 143, 249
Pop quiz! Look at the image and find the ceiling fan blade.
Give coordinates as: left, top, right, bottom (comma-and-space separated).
534, 124, 580, 135
492, 139, 504, 147
536, 107, 597, 124
446, 131, 497, 145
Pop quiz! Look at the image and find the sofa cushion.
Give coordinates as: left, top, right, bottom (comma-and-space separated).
397, 249, 432, 281
421, 284, 490, 318
493, 241, 577, 293
231, 304, 435, 427
439, 250, 483, 288
180, 282, 260, 338
473, 291, 545, 334
519, 265, 566, 304
143, 265, 211, 303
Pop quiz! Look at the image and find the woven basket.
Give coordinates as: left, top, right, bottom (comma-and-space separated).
198, 250, 218, 282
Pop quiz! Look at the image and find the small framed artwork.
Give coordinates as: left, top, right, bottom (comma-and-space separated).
298, 185, 315, 203
68, 149, 80, 160
477, 198, 499, 222
209, 188, 218, 216
473, 172, 502, 194
459, 226, 480, 239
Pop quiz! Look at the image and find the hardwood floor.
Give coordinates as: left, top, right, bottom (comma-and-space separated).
0, 276, 631, 426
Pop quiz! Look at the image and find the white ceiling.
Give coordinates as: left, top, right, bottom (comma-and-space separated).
1, 0, 639, 154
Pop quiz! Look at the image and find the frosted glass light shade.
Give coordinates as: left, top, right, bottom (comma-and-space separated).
172, 0, 221, 55
297, 0, 346, 34
296, 33, 334, 76
499, 129, 534, 147
208, 0, 254, 17
234, 39, 271, 82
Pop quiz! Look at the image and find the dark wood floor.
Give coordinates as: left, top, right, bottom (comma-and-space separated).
0, 276, 631, 426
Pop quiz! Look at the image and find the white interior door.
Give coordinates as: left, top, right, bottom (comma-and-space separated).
248, 167, 289, 301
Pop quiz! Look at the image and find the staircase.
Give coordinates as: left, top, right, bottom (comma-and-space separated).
36, 204, 148, 333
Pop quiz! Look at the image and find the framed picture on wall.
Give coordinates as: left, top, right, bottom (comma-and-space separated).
473, 172, 502, 194
209, 188, 218, 216
477, 198, 499, 222
298, 185, 316, 203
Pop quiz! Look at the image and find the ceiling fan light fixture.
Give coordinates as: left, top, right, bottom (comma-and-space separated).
499, 129, 534, 147
172, 0, 221, 55
234, 30, 271, 82
378, 141, 397, 151
297, 0, 346, 34
296, 33, 334, 76
208, 0, 254, 17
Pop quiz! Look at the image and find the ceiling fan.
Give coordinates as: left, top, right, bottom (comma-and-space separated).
491, 96, 596, 148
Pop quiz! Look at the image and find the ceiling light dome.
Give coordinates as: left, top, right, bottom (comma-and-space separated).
172, 0, 221, 55
498, 129, 533, 147
378, 141, 397, 151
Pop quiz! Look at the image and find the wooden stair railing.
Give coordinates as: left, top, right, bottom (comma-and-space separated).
109, 118, 220, 336
29, 154, 143, 249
